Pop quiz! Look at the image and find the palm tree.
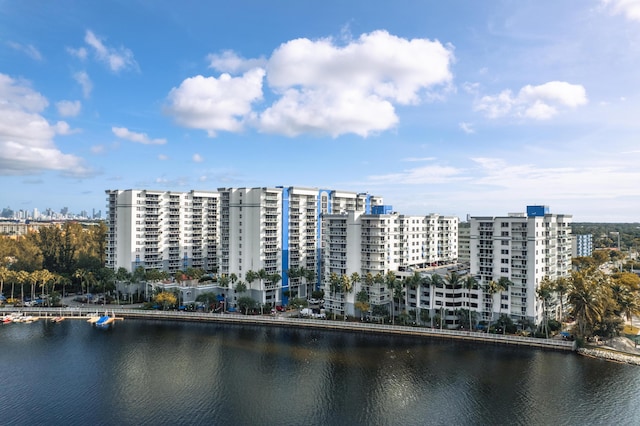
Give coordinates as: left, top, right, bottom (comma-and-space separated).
257, 269, 268, 296
553, 276, 569, 324
245, 270, 257, 293
537, 277, 554, 338
350, 272, 361, 297
496, 277, 512, 334
0, 266, 9, 299
37, 269, 54, 306
355, 289, 370, 320
218, 275, 230, 291
567, 268, 609, 338
484, 280, 501, 333
463, 275, 479, 330
385, 271, 397, 324
16, 270, 29, 304
404, 272, 421, 322
328, 272, 341, 319
303, 268, 316, 298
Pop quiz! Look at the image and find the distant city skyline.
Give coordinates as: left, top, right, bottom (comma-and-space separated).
2, 1, 640, 222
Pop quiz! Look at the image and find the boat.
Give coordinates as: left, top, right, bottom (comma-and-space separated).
51, 316, 65, 323
91, 311, 119, 329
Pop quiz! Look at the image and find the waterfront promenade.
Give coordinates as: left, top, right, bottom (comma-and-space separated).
1, 306, 576, 352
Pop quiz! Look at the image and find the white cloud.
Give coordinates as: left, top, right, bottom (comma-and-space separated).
83, 30, 138, 73
192, 153, 204, 163
207, 50, 267, 73
56, 100, 82, 117
91, 145, 105, 154
166, 69, 265, 137
459, 122, 475, 134
167, 30, 454, 138
7, 41, 43, 61
368, 163, 465, 185
474, 81, 587, 120
602, 0, 640, 22
112, 127, 167, 145
468, 156, 640, 201
260, 30, 453, 137
0, 74, 89, 176
67, 46, 88, 60
158, 154, 169, 161
73, 71, 93, 98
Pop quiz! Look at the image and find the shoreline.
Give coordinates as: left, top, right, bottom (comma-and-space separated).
577, 346, 640, 366
2, 306, 576, 352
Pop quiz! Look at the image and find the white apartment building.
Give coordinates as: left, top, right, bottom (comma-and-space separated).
322, 208, 459, 317
105, 189, 220, 273
106, 187, 383, 306
469, 205, 572, 326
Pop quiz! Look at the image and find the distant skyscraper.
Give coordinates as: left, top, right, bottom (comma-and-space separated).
572, 234, 593, 257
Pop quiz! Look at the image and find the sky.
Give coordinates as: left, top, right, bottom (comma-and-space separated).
1, 0, 640, 222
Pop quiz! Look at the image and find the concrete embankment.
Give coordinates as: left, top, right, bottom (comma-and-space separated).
1, 306, 575, 352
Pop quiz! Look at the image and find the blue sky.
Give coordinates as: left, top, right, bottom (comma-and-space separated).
1, 0, 639, 222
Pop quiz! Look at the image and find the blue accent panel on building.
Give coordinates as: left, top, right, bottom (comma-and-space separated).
365, 195, 372, 214
372, 205, 393, 215
282, 187, 290, 305
526, 205, 549, 217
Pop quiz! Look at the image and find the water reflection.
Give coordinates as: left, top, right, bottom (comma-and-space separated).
1, 320, 639, 425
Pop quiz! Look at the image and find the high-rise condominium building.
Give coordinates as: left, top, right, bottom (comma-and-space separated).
469, 205, 572, 326
106, 187, 384, 305
322, 208, 459, 317
105, 189, 220, 273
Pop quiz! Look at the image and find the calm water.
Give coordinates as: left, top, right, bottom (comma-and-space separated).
1, 319, 639, 426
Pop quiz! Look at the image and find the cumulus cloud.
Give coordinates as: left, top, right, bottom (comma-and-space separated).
56, 100, 82, 117
192, 153, 204, 163
83, 30, 138, 73
166, 69, 265, 136
112, 127, 167, 145
260, 30, 453, 137
166, 30, 454, 138
474, 81, 587, 120
602, 0, 640, 21
7, 41, 43, 61
0, 74, 90, 176
73, 71, 93, 98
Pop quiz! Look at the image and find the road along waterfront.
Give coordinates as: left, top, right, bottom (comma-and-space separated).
1, 306, 575, 351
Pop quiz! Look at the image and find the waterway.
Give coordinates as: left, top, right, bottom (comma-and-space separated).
1, 319, 639, 426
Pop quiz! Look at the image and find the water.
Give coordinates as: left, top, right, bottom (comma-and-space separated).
1, 319, 639, 426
